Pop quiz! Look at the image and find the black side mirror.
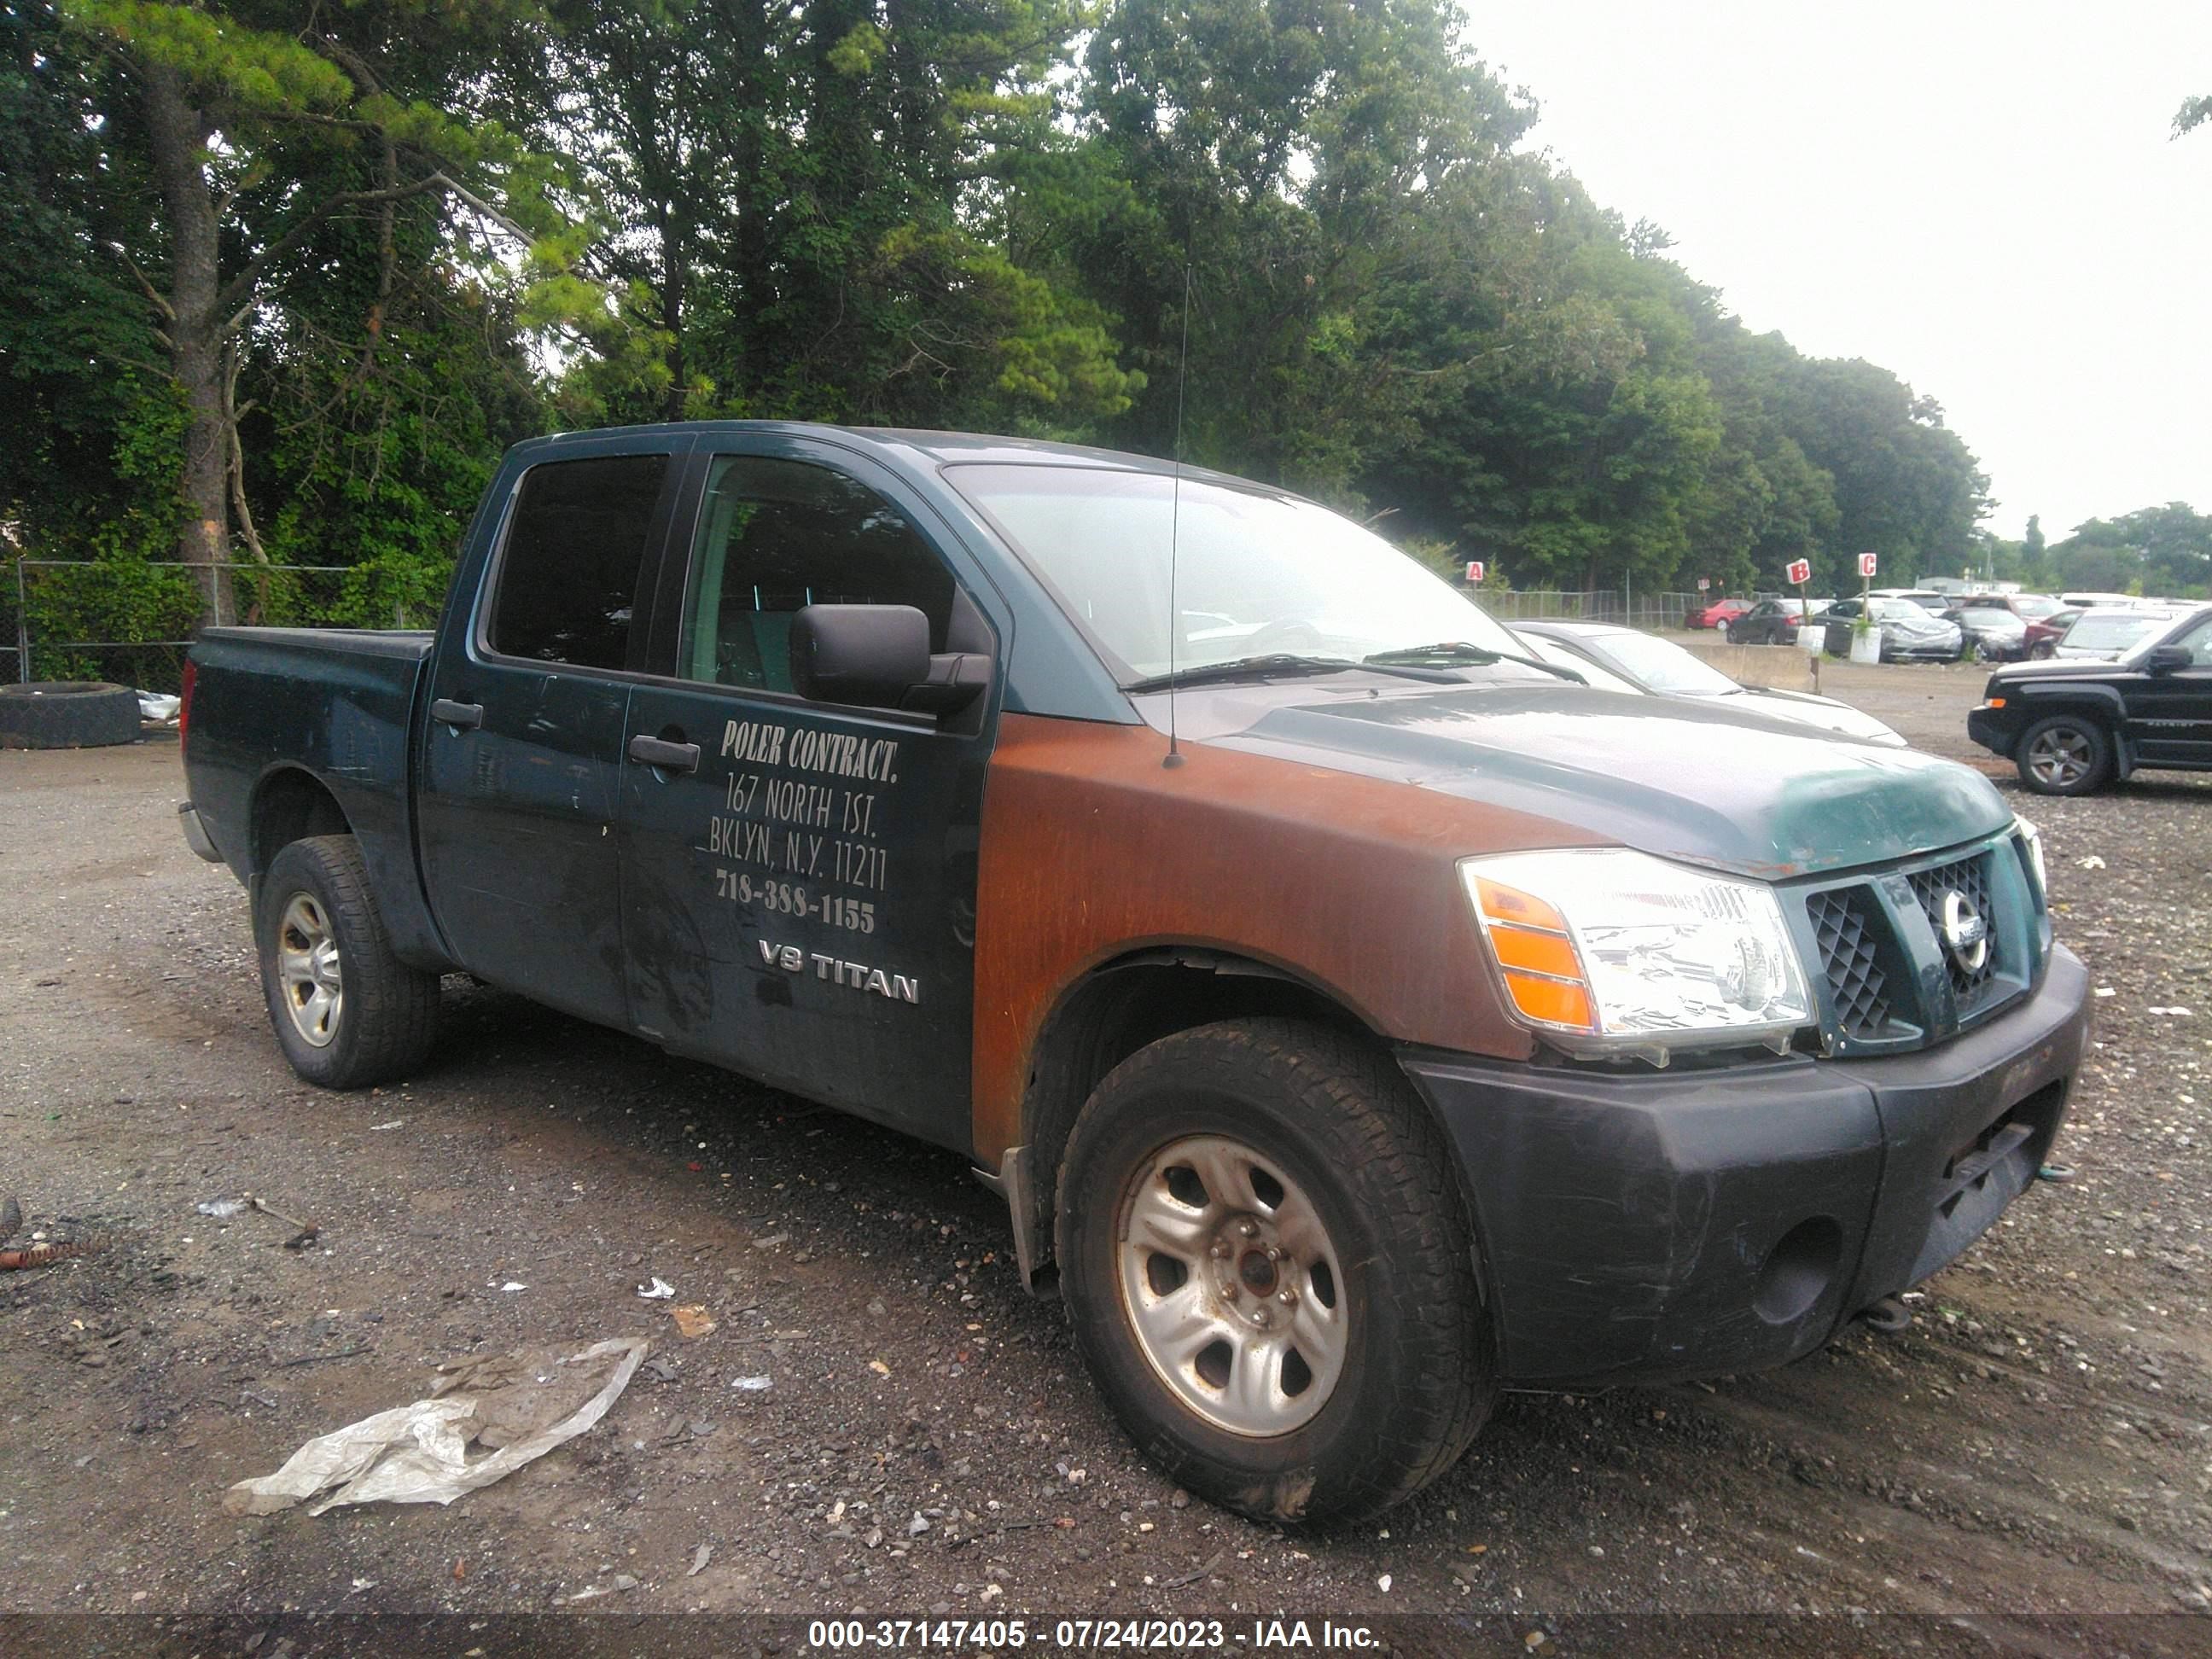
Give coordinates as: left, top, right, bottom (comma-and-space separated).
792, 604, 932, 707
790, 602, 992, 715
2143, 643, 2192, 674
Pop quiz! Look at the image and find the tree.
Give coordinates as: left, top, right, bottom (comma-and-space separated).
548, 0, 1139, 433
2047, 504, 2212, 598
55, 0, 600, 624
0, 0, 170, 558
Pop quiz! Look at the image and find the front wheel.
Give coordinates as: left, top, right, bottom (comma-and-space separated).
257, 835, 440, 1088
2016, 714, 2112, 796
1055, 1019, 1493, 1525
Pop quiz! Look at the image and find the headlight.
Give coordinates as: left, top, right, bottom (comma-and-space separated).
2013, 815, 2046, 899
1461, 848, 1813, 1067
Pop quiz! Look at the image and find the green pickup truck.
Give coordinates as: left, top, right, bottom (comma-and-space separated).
179, 422, 2089, 1523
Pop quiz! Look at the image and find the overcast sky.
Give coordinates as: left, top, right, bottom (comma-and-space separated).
1464, 3, 2212, 540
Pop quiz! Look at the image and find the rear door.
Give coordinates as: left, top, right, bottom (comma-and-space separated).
614, 436, 999, 1150
417, 439, 687, 1026
2126, 614, 2212, 766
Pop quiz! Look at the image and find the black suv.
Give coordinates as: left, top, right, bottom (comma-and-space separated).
1968, 604, 2212, 795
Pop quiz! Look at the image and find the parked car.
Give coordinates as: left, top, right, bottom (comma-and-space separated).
1987, 594, 2069, 624
176, 421, 2088, 1524
1684, 597, 1750, 630
1870, 588, 1952, 613
2052, 608, 2180, 661
2023, 608, 2083, 660
1816, 598, 1965, 661
1726, 597, 1815, 645
1942, 601, 2030, 661
1968, 604, 2212, 794
1514, 620, 1906, 745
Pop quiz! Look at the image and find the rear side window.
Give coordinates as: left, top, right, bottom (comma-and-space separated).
488, 454, 670, 669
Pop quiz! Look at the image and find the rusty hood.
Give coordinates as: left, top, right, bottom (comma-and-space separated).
1168, 679, 2011, 880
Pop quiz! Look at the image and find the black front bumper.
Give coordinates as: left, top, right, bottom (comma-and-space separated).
1966, 705, 2017, 757
1403, 946, 2089, 1390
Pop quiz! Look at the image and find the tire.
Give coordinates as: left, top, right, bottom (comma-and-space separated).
2015, 714, 2112, 796
2030, 640, 2056, 661
1054, 1018, 1493, 1525
0, 681, 142, 749
256, 835, 439, 1088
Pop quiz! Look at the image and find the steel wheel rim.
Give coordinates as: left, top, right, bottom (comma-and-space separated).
2027, 728, 2090, 788
1115, 1133, 1349, 1437
276, 893, 343, 1048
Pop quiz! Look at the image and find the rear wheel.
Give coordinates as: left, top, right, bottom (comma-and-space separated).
1055, 1018, 1493, 1525
257, 835, 439, 1088
2016, 714, 2112, 796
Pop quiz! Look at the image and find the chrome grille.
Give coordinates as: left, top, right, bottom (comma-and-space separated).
1808, 888, 1890, 1037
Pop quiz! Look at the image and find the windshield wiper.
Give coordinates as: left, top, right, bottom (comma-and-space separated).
1365, 641, 1586, 685
1123, 653, 1464, 694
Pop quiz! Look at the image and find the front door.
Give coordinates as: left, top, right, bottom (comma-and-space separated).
417, 443, 684, 1026
616, 440, 998, 1149
2127, 614, 2212, 767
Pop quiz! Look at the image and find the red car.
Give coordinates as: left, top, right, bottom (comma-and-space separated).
1683, 597, 1750, 630
2022, 608, 2082, 660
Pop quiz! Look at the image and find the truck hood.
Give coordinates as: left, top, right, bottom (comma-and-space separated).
1181, 680, 2011, 881
1988, 657, 2136, 684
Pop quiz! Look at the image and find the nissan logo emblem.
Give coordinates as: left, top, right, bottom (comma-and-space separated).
1941, 889, 1988, 975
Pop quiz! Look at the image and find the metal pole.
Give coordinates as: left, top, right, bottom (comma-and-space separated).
13, 555, 28, 684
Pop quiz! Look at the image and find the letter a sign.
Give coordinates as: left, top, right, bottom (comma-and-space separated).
1464, 561, 1486, 584
1785, 558, 1812, 586
1858, 551, 1878, 578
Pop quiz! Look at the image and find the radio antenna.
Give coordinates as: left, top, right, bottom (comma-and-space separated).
1163, 253, 1193, 770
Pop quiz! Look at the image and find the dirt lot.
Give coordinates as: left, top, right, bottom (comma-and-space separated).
1, 663, 2207, 1651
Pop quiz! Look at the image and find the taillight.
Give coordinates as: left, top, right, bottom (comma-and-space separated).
178, 658, 197, 748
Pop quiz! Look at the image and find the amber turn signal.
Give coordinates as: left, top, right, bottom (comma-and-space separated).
1468, 877, 1598, 1033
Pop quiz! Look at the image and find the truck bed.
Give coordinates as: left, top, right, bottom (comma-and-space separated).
183, 626, 446, 969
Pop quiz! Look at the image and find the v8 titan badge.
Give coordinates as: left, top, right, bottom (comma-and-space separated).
759, 939, 920, 1004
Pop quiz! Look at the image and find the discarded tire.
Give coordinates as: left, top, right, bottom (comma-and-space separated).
0, 680, 144, 749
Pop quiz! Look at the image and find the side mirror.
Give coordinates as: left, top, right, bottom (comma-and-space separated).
792, 604, 932, 707
790, 602, 992, 715
2143, 643, 2192, 674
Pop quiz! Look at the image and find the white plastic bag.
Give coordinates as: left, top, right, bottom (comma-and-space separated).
223, 1336, 647, 1516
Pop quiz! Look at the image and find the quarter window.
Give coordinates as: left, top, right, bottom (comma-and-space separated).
678, 457, 954, 693
488, 454, 669, 669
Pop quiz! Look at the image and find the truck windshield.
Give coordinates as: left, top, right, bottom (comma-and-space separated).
946, 464, 1536, 684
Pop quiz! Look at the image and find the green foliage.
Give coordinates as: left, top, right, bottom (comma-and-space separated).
20, 0, 2180, 670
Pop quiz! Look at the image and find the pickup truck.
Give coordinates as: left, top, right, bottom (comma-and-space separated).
179, 422, 2091, 1524
1968, 602, 2212, 794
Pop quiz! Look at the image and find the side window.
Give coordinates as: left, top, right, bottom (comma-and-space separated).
678, 456, 955, 693
2178, 618, 2212, 667
487, 454, 669, 669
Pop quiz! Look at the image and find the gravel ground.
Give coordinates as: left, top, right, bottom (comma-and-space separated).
1, 670, 2207, 1651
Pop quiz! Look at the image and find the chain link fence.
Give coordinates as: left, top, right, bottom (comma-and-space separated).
4, 557, 438, 692
1473, 589, 1717, 632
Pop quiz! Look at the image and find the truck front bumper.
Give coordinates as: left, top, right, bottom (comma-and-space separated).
1402, 946, 2089, 1390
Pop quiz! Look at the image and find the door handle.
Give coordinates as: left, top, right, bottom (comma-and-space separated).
430, 699, 483, 731
628, 734, 701, 774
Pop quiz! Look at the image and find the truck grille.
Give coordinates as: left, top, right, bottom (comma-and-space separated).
1807, 888, 1891, 1038
1797, 833, 2039, 1052
1907, 853, 1997, 1007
